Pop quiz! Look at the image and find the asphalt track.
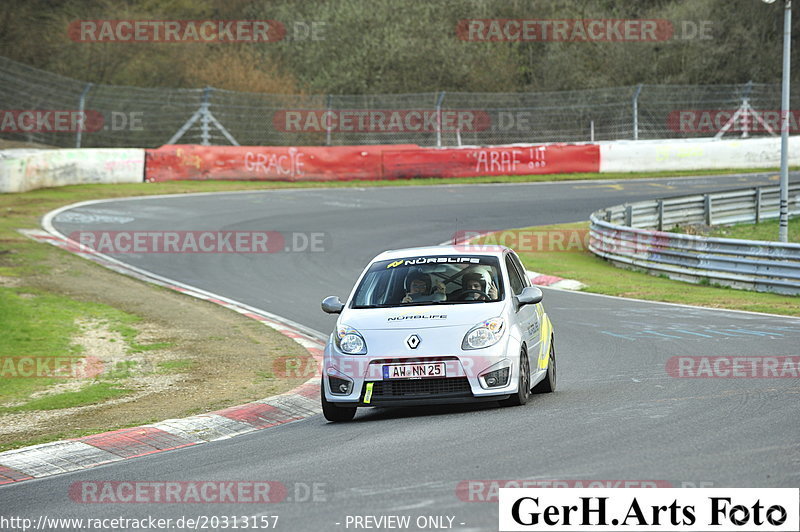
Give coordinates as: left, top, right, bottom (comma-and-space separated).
2, 173, 799, 531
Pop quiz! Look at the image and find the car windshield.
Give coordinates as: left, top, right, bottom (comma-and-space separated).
351, 255, 505, 309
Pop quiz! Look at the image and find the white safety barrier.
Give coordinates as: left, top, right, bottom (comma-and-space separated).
600, 136, 800, 172
0, 148, 144, 193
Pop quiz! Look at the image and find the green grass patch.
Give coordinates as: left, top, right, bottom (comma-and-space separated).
706, 216, 800, 243
485, 222, 800, 317
0, 287, 143, 403
0, 382, 130, 414
157, 359, 194, 373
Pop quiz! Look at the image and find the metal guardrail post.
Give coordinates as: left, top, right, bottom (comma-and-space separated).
75, 82, 93, 148
604, 210, 612, 222
625, 205, 633, 226
755, 187, 762, 224
435, 91, 446, 148
200, 87, 212, 146
657, 200, 664, 231
704, 194, 712, 225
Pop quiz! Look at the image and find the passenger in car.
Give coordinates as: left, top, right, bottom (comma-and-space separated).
401, 272, 446, 303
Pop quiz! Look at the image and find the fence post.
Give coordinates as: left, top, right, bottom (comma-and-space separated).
200, 87, 212, 146
755, 187, 762, 224
742, 81, 753, 139
325, 94, 332, 146
435, 91, 446, 148
75, 82, 93, 148
590, 120, 595, 142
657, 200, 664, 231
632, 84, 643, 140
704, 194, 712, 225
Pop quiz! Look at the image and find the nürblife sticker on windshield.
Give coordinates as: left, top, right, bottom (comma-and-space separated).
385, 256, 483, 268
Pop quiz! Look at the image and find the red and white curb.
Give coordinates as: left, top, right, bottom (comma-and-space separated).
526, 270, 586, 291
0, 227, 327, 486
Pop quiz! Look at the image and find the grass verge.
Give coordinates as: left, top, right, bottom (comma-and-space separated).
704, 216, 800, 243
0, 286, 150, 407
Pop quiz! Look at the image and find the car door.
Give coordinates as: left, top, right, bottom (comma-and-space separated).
504, 253, 540, 366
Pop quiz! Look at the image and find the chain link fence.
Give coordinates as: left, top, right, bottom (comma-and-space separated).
1, 55, 797, 148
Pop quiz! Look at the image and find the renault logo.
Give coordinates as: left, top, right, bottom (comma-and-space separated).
406, 334, 421, 349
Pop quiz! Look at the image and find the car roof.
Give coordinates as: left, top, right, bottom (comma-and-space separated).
372, 245, 511, 262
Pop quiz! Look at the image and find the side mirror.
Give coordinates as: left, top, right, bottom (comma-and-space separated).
321, 295, 345, 314
515, 286, 543, 309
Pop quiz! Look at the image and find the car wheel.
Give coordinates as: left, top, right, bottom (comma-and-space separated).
500, 349, 530, 407
321, 380, 357, 422
533, 334, 556, 394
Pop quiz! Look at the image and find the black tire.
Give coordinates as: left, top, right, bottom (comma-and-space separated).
500, 349, 531, 407
533, 334, 556, 394
321, 380, 357, 422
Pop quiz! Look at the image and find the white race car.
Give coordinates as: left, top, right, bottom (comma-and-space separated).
320, 245, 556, 421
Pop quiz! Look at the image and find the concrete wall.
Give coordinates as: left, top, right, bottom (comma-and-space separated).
600, 136, 800, 173
0, 149, 144, 193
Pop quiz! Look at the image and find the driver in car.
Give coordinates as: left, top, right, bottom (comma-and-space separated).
460, 271, 498, 301
402, 272, 446, 304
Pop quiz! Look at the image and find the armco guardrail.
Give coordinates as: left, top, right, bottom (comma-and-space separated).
589, 184, 800, 295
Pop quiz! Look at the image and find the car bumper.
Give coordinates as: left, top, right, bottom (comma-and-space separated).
322, 338, 520, 407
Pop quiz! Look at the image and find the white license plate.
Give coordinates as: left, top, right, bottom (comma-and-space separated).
383, 362, 446, 380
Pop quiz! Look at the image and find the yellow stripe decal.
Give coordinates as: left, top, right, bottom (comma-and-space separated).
539, 317, 551, 369
364, 382, 374, 404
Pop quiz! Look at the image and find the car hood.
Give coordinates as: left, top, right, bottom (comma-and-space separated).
340, 301, 507, 330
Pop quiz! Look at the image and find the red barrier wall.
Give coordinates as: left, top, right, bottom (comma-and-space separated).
145, 143, 600, 182
145, 144, 419, 182
383, 144, 600, 179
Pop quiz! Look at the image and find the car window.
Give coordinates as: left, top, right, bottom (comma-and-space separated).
351, 255, 504, 308
505, 255, 526, 295
508, 252, 530, 287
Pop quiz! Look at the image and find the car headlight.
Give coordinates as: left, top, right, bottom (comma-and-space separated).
462, 317, 505, 350
336, 325, 367, 355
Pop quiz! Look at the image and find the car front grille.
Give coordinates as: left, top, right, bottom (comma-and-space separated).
367, 377, 472, 399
